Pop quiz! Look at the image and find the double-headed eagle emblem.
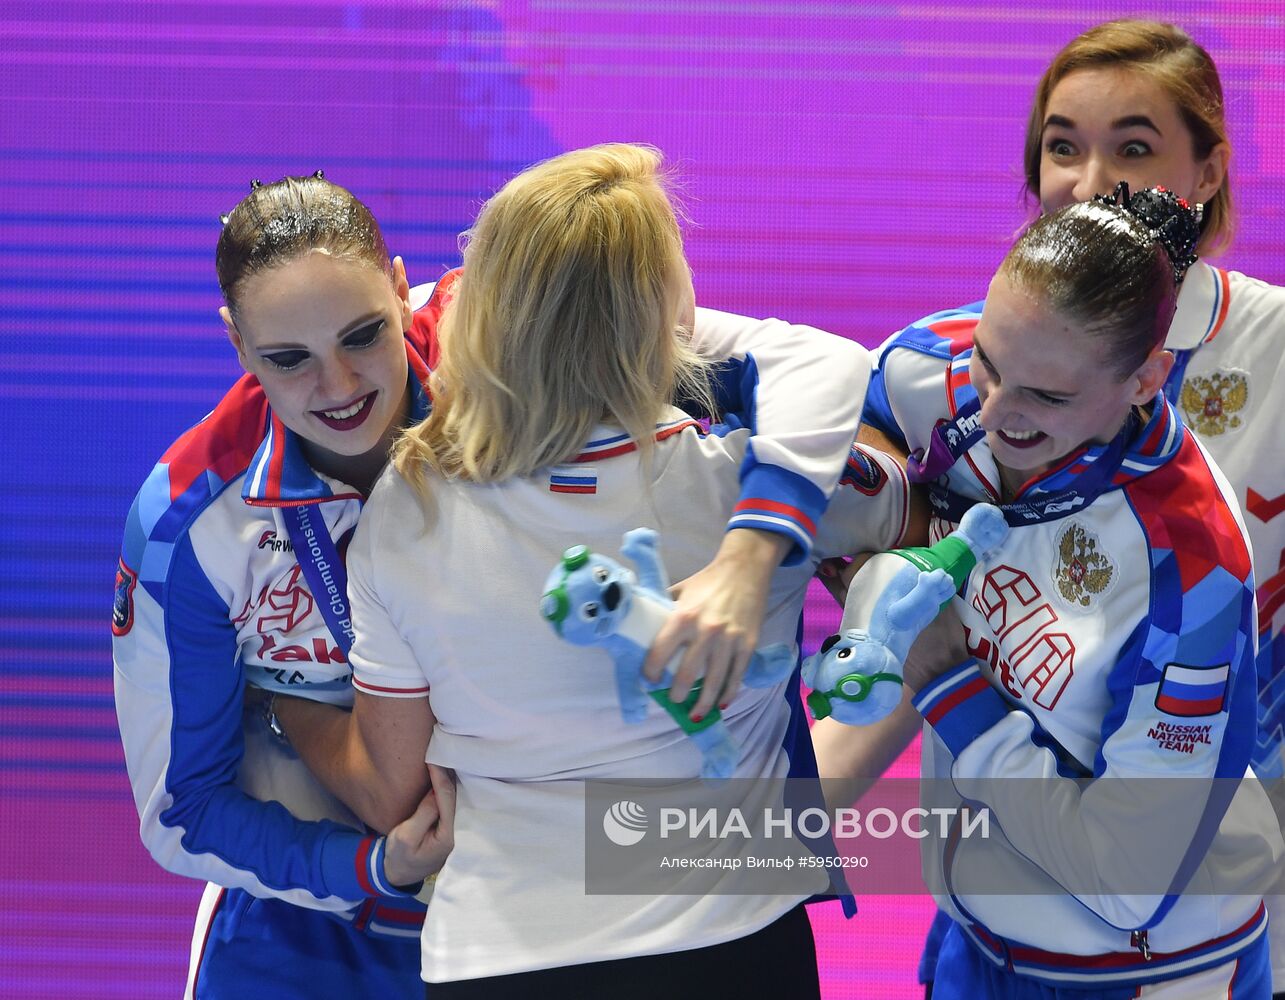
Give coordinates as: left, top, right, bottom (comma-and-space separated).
1180, 371, 1248, 437
1053, 522, 1115, 609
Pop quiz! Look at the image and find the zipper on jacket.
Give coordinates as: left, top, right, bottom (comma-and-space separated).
1130, 929, 1152, 961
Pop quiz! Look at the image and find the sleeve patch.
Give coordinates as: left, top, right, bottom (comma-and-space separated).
1154, 662, 1230, 718
112, 558, 138, 636
839, 444, 889, 496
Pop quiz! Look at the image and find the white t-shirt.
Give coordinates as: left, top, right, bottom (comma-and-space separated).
348, 410, 908, 981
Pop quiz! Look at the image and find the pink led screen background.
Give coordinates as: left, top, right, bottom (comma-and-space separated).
2, 2, 1281, 996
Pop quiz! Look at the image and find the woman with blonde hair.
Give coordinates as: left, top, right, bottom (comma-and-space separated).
398, 142, 716, 488
114, 156, 876, 996
282, 143, 911, 995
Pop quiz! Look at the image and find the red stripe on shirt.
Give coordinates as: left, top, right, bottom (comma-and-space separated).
352, 677, 431, 695
1206, 268, 1232, 343
924, 675, 990, 727
733, 498, 817, 536
371, 903, 427, 925
1003, 903, 1264, 969
354, 837, 377, 896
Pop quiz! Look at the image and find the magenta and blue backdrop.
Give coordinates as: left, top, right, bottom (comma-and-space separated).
2, 2, 1282, 997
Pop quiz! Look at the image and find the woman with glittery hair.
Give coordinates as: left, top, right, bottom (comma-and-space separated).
1016, 29, 1285, 996
818, 21, 1285, 998
1024, 56, 1285, 996
836, 185, 1278, 998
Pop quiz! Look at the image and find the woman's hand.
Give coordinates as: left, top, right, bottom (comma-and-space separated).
901, 602, 971, 695
382, 764, 456, 888
642, 528, 792, 720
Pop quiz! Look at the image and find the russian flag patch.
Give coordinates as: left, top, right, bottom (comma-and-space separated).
550, 466, 597, 495
1154, 663, 1230, 717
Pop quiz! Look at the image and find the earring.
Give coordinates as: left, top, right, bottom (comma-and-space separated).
1193, 203, 1205, 224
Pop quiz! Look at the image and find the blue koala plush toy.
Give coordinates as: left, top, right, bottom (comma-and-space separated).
802, 503, 1009, 725
540, 527, 796, 779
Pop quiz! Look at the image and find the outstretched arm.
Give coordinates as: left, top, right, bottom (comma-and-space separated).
620, 528, 670, 596
647, 308, 872, 717
687, 306, 873, 564
644, 528, 792, 718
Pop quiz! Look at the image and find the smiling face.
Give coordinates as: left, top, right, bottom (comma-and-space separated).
222, 252, 413, 484
1037, 66, 1228, 214
971, 272, 1166, 483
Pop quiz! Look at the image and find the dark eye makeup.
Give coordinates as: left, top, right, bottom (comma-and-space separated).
342, 319, 386, 349
261, 350, 309, 371
257, 318, 387, 372
974, 345, 999, 379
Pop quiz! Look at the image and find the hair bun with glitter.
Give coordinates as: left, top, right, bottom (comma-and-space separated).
1095, 182, 1201, 283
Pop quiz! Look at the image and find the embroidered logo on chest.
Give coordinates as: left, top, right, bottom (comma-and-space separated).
966, 565, 1075, 710
233, 563, 347, 670
1052, 521, 1116, 610
1179, 369, 1248, 437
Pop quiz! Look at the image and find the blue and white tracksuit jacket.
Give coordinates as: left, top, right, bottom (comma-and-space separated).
111, 273, 873, 936
865, 307, 1282, 991
112, 281, 455, 941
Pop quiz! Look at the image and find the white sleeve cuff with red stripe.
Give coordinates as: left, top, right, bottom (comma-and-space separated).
351, 673, 431, 699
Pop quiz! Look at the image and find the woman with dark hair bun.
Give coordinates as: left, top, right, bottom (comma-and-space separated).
115, 172, 454, 1000
834, 186, 1279, 998
819, 20, 1285, 996
1028, 44, 1285, 937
